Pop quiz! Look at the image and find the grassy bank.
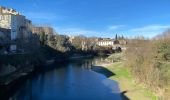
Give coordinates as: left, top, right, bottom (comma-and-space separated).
105, 62, 157, 100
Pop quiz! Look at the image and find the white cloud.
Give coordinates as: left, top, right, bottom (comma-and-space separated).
108, 25, 125, 30
53, 24, 170, 38
54, 27, 100, 37
127, 24, 170, 38
129, 25, 170, 32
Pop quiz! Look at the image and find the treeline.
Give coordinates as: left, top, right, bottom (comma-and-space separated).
39, 33, 115, 57
125, 30, 170, 99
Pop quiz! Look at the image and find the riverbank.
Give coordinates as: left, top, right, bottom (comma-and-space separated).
0, 52, 97, 99
0, 69, 36, 99
92, 62, 157, 100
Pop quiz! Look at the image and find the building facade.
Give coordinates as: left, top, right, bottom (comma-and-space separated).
97, 40, 115, 46
97, 38, 115, 46
0, 28, 11, 43
32, 26, 54, 35
0, 6, 32, 52
0, 6, 20, 15
0, 7, 32, 40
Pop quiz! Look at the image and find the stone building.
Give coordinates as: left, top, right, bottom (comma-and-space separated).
0, 6, 20, 15
97, 40, 115, 46
96, 38, 115, 46
118, 39, 127, 45
32, 26, 54, 35
0, 28, 11, 42
0, 6, 32, 52
32, 26, 54, 42
0, 6, 32, 40
96, 37, 127, 47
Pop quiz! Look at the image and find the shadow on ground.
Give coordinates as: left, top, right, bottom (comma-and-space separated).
92, 66, 130, 100
121, 91, 129, 100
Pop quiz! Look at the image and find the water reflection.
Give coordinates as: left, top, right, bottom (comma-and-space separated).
9, 58, 122, 100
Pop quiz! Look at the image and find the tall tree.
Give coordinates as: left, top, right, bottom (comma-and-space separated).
122, 35, 124, 39
40, 31, 46, 45
115, 34, 118, 40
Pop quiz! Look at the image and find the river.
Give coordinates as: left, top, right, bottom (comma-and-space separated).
8, 57, 122, 100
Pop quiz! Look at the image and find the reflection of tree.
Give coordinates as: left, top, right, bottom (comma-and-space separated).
83, 60, 93, 70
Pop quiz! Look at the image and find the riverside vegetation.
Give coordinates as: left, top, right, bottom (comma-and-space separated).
103, 54, 157, 100
1, 28, 170, 99
125, 30, 170, 99
0, 32, 115, 85
101, 30, 170, 100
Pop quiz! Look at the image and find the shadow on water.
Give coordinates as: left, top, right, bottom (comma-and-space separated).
121, 91, 130, 100
1, 61, 130, 100
37, 45, 130, 100
92, 65, 130, 100
0, 45, 130, 100
91, 66, 115, 78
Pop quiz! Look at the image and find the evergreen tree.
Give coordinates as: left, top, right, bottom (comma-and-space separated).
40, 31, 46, 45
122, 35, 124, 39
115, 34, 118, 40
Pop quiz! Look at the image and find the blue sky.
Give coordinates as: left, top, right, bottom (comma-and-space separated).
0, 0, 170, 38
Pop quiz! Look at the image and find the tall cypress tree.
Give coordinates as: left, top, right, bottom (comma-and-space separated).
115, 34, 118, 40
40, 31, 46, 45
122, 35, 124, 39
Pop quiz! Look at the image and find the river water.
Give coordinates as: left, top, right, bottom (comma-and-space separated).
9, 58, 122, 100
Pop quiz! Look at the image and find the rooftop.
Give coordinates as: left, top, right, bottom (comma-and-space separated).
0, 6, 20, 15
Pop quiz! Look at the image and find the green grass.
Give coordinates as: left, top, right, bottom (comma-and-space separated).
105, 62, 158, 100
106, 62, 131, 79
107, 53, 123, 62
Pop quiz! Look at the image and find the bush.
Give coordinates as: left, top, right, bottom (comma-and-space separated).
125, 38, 170, 97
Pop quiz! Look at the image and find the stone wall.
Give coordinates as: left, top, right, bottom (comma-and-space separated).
0, 28, 11, 43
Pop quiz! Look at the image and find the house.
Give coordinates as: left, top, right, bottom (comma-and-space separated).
96, 38, 115, 46
96, 37, 127, 52
0, 6, 32, 40
97, 40, 115, 46
119, 39, 127, 45
0, 6, 32, 52
32, 26, 54, 35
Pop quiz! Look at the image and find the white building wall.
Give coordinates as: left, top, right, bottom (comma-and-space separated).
11, 15, 17, 40
0, 14, 30, 40
0, 7, 32, 52
97, 41, 114, 46
0, 14, 17, 40
0, 7, 20, 15
0, 14, 11, 29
